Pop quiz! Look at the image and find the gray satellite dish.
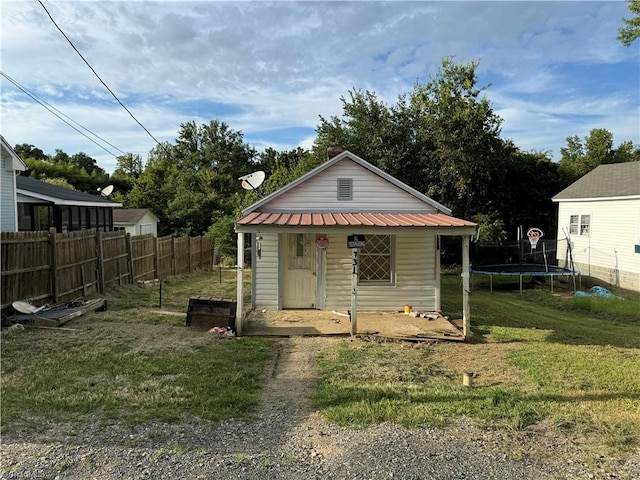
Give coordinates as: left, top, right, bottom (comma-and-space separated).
98, 184, 114, 197
239, 171, 265, 190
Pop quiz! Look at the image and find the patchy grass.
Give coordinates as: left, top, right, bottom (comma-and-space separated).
314, 274, 640, 451
1, 269, 269, 434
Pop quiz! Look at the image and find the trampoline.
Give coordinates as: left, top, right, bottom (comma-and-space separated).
471, 263, 580, 294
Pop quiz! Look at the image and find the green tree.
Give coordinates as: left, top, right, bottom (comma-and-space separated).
13, 144, 48, 161
559, 128, 638, 181
618, 0, 640, 46
111, 153, 143, 199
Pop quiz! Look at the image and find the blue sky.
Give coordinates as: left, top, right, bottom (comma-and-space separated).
1, 1, 638, 174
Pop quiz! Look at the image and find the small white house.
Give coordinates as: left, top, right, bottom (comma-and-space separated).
234, 150, 477, 336
1, 136, 27, 232
553, 162, 640, 292
113, 208, 159, 237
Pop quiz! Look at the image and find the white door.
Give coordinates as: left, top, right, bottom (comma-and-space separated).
283, 233, 316, 308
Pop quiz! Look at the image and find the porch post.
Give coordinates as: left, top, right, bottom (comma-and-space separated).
236, 231, 244, 335
462, 234, 471, 339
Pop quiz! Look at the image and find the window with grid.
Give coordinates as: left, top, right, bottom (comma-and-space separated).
359, 234, 394, 284
569, 215, 579, 235
580, 215, 590, 236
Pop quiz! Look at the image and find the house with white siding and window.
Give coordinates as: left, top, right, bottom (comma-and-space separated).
1, 136, 27, 232
234, 149, 477, 336
552, 162, 640, 292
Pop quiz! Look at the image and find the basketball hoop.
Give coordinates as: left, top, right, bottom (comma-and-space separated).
527, 228, 544, 251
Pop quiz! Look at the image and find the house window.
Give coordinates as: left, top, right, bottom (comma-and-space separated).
580, 215, 590, 236
569, 215, 579, 235
140, 223, 152, 235
359, 234, 394, 285
337, 178, 353, 201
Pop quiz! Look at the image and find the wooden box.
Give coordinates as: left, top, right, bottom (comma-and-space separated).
186, 296, 236, 330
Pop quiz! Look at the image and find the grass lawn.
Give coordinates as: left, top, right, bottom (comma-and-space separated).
1, 269, 270, 433
3, 268, 640, 455
314, 275, 640, 451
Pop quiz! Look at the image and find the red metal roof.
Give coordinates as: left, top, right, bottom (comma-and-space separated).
237, 212, 476, 228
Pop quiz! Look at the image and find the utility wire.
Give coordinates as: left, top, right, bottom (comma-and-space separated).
38, 0, 166, 151
1, 71, 127, 157
1, 71, 121, 158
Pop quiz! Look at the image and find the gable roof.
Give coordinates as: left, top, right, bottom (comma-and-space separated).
553, 162, 640, 202
1, 136, 27, 171
241, 150, 452, 217
113, 208, 158, 224
16, 175, 122, 207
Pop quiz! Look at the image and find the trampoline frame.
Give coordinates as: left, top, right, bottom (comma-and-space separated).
471, 263, 580, 294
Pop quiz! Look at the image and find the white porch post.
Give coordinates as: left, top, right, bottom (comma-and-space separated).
435, 235, 441, 312
236, 231, 244, 336
462, 234, 471, 339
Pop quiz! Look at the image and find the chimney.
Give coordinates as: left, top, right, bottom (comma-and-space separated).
327, 146, 344, 160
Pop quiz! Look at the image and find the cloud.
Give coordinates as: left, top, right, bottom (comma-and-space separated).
1, 1, 637, 174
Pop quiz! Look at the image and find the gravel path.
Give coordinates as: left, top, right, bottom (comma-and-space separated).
1, 337, 639, 480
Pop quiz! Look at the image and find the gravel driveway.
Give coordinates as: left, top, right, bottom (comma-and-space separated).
1, 337, 638, 479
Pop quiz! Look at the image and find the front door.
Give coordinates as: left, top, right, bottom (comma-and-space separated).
283, 233, 316, 308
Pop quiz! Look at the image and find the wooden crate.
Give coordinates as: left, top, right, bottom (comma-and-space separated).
186, 296, 236, 330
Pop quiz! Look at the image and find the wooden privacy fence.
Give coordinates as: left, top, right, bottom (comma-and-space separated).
1, 229, 215, 309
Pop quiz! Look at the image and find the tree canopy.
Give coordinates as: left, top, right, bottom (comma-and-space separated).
12, 57, 639, 258
618, 0, 640, 46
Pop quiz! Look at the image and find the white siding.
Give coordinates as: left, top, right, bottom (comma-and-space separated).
254, 232, 279, 308
324, 232, 437, 311
1, 156, 18, 232
556, 199, 640, 291
265, 159, 435, 213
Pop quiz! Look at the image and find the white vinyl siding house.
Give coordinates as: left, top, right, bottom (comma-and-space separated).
553, 162, 640, 292
236, 150, 476, 337
113, 208, 159, 237
1, 136, 27, 232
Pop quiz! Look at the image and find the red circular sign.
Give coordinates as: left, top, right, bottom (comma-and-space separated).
316, 235, 329, 248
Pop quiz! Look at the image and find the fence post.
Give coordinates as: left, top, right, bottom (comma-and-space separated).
171, 237, 176, 275
200, 236, 204, 271
154, 237, 159, 280
96, 230, 105, 293
126, 233, 135, 283
50, 227, 59, 303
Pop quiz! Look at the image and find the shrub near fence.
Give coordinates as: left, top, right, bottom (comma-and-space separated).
0, 229, 215, 309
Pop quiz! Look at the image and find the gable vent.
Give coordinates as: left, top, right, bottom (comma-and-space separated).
337, 178, 353, 201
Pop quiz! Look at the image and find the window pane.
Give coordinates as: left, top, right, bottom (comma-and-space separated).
569, 215, 579, 235
359, 234, 392, 284
580, 215, 590, 236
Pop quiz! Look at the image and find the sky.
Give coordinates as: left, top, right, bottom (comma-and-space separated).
1, 0, 638, 175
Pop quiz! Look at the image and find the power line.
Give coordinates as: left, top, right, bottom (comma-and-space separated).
1, 71, 121, 158
38, 0, 166, 150
1, 71, 127, 157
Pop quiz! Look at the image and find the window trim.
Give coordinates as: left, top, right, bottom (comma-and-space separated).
358, 234, 396, 286
569, 213, 591, 237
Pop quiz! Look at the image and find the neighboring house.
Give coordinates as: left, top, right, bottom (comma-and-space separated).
113, 208, 159, 237
1, 136, 27, 232
235, 150, 477, 336
552, 162, 640, 292
16, 175, 122, 232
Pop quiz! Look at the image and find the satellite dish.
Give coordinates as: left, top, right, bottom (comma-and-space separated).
98, 185, 114, 197
239, 171, 265, 190
12, 301, 46, 315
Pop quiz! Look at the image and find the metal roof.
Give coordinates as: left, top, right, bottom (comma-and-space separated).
16, 175, 122, 207
237, 211, 476, 228
553, 162, 640, 201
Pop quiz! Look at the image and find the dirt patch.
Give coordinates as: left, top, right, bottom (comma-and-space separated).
245, 309, 463, 340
